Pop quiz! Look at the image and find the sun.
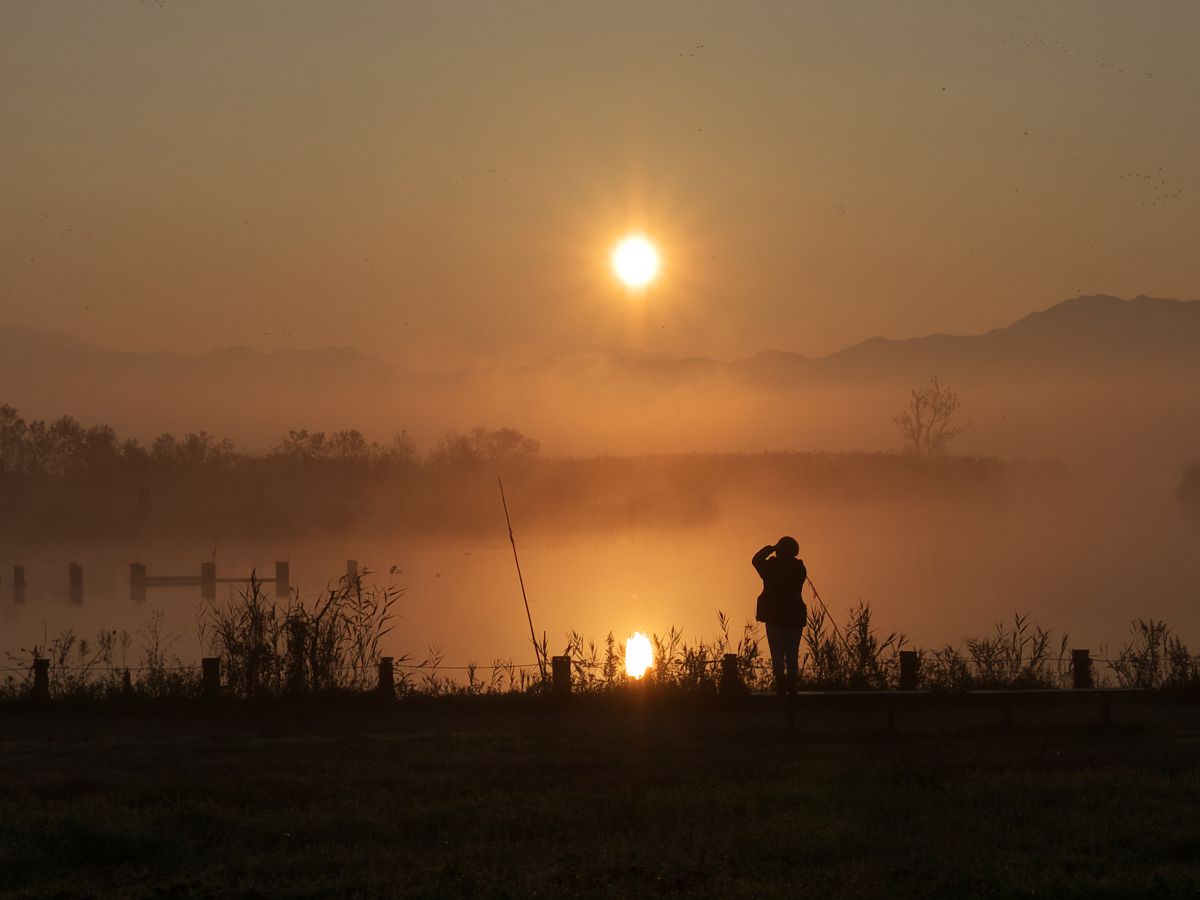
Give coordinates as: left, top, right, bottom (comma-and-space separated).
625, 632, 654, 679
612, 235, 660, 289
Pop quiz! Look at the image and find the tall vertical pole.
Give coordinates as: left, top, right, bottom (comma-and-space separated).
499, 479, 546, 684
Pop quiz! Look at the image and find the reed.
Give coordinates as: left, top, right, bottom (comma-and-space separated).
6, 571, 1200, 700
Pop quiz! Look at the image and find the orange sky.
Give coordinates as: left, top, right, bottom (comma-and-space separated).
2, 2, 1198, 367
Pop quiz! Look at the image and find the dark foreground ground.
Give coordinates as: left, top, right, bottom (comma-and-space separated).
2, 694, 1199, 899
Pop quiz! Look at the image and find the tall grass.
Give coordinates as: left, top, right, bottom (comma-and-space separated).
5, 571, 1200, 700
1109, 619, 1200, 689
198, 569, 403, 697
2, 611, 196, 700
921, 613, 1069, 690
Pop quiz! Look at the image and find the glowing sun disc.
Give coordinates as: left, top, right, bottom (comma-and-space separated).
625, 632, 654, 679
612, 235, 660, 288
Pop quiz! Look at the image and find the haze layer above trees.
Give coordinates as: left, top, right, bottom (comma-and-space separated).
3, 294, 1199, 469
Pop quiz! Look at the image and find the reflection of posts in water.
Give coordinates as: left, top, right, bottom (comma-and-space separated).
13, 565, 26, 604
130, 563, 146, 603
275, 561, 290, 599
200, 562, 216, 601
130, 560, 300, 604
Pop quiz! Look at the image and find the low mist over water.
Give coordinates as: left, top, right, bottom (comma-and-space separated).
4, 448, 1196, 669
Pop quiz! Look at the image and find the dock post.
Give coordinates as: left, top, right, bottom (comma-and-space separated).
130, 563, 146, 603
274, 561, 290, 598
200, 562, 217, 602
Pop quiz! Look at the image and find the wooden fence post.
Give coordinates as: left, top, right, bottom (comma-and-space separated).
1071, 649, 1092, 689
345, 560, 358, 584
378, 657, 395, 697
200, 562, 217, 602
899, 650, 919, 690
551, 655, 572, 699
201, 658, 221, 700
14, 565, 26, 604
68, 563, 83, 605
275, 561, 290, 598
720, 653, 744, 695
32, 659, 49, 701
130, 563, 147, 603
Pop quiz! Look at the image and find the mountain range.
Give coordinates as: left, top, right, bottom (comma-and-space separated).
2, 294, 1198, 453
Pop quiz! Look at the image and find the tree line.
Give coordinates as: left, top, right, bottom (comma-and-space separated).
0, 403, 540, 481
0, 400, 1066, 541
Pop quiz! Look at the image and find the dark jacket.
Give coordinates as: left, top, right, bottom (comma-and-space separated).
753, 547, 807, 627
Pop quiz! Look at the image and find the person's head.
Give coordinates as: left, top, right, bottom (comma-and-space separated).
775, 536, 800, 558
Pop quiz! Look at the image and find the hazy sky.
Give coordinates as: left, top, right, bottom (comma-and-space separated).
2, 1, 1198, 367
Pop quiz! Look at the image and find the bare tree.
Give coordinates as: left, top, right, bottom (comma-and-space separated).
893, 375, 968, 456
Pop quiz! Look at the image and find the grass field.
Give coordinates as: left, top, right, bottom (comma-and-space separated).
2, 696, 1199, 899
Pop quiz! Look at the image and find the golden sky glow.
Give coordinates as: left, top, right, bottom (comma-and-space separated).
1, 3, 1198, 366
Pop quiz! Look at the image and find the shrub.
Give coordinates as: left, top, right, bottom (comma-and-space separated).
199, 570, 403, 698
1109, 619, 1200, 689
923, 613, 1068, 690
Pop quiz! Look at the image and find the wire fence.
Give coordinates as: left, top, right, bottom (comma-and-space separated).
0, 654, 1147, 675
4, 640, 1195, 699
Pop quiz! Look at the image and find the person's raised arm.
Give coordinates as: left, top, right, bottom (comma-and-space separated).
752, 544, 775, 575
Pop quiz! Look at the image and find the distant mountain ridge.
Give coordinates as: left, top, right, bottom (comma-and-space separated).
504, 294, 1200, 388
823, 293, 1200, 377
1, 294, 1198, 446
3, 293, 1198, 388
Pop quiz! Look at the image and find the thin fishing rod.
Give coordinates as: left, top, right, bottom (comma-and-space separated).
805, 575, 850, 652
498, 478, 547, 684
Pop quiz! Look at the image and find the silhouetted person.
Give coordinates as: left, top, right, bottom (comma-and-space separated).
753, 536, 807, 699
